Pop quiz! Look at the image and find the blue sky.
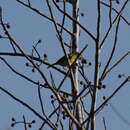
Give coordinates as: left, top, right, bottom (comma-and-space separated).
0, 0, 130, 130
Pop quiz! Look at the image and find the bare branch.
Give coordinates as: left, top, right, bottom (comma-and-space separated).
100, 0, 130, 49
100, 16, 121, 81
102, 117, 107, 130
0, 86, 57, 129
101, 51, 130, 80
101, 1, 130, 26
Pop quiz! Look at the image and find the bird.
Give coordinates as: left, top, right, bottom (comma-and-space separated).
48, 52, 83, 68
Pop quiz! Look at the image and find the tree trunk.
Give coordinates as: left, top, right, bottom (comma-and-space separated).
71, 0, 84, 129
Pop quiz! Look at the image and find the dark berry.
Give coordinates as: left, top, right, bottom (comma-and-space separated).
118, 74, 122, 78
50, 95, 54, 99
82, 59, 87, 64
51, 100, 54, 104
103, 96, 106, 100
25, 62, 29, 66
102, 84, 106, 89
6, 24, 10, 29
32, 120, 36, 123
32, 68, 35, 72
88, 62, 92, 66
11, 123, 15, 127
11, 117, 15, 122
80, 81, 84, 85
28, 124, 32, 128
43, 53, 47, 59
81, 13, 84, 17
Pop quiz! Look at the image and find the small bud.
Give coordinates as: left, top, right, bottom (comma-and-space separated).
118, 74, 122, 78
102, 84, 106, 89
50, 95, 54, 99
80, 81, 84, 85
38, 39, 42, 43
83, 84, 87, 88
51, 100, 54, 104
32, 120, 36, 124
116, 0, 119, 4
11, 123, 15, 127
82, 59, 87, 64
32, 68, 35, 72
81, 13, 84, 17
103, 96, 106, 100
25, 62, 29, 66
43, 83, 48, 87
11, 117, 15, 122
6, 24, 10, 29
88, 62, 92, 66
28, 124, 32, 128
98, 85, 101, 90
43, 53, 47, 59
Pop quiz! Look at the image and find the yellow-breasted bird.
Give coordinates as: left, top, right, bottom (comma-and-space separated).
48, 52, 83, 68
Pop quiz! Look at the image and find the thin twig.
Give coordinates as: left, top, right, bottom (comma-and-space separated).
0, 86, 57, 129
101, 1, 130, 26
27, 0, 31, 6
0, 52, 67, 75
1, 9, 81, 128
109, 0, 112, 25
100, 16, 121, 81
96, 76, 130, 115
32, 46, 41, 59
23, 115, 27, 130
39, 106, 60, 130
82, 76, 130, 125
0, 56, 46, 88
60, 0, 66, 34
102, 117, 107, 130
15, 0, 74, 36
90, 0, 101, 129
0, 8, 17, 53
38, 83, 46, 117
52, 0, 96, 42
100, 0, 129, 49
103, 51, 130, 78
